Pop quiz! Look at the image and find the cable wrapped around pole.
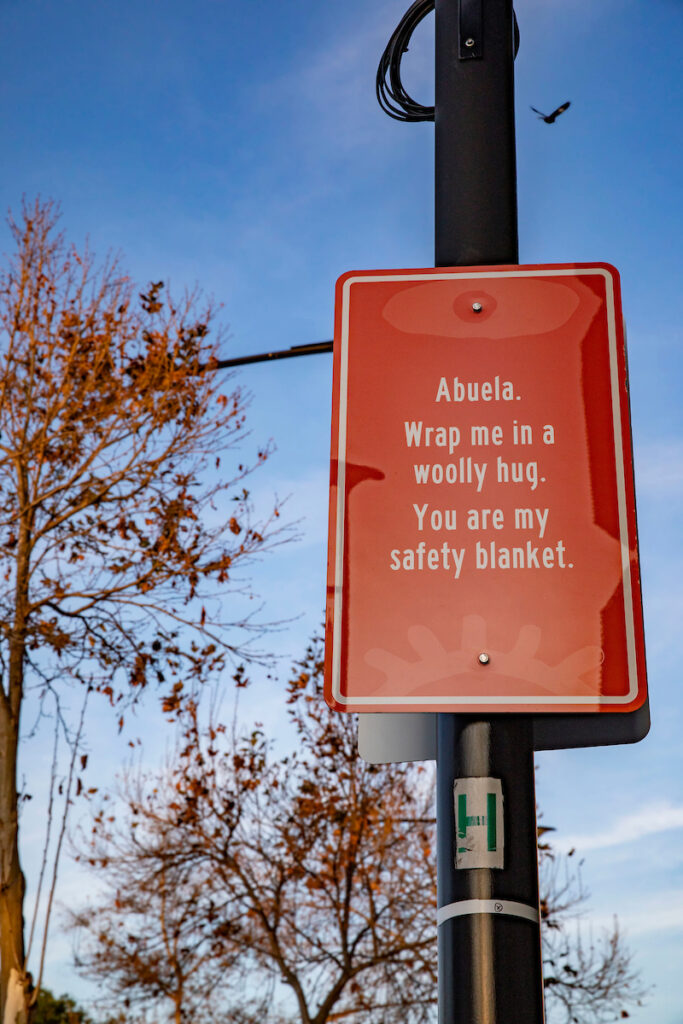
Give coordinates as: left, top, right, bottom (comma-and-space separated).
376, 0, 519, 122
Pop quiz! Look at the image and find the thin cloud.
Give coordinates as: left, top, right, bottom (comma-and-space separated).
265, 1, 433, 155
589, 892, 683, 937
556, 802, 683, 853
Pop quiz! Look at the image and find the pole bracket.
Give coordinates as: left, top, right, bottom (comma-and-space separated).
437, 900, 540, 925
458, 0, 483, 59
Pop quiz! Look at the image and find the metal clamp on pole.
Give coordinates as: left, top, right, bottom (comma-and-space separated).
459, 0, 483, 59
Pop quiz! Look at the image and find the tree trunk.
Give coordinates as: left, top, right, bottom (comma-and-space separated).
0, 478, 31, 1023
0, 703, 27, 1024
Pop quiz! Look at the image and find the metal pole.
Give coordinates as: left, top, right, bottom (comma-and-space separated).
435, 0, 518, 267
436, 717, 544, 1022
434, 1, 545, 1021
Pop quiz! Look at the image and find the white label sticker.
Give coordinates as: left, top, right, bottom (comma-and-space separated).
453, 777, 504, 869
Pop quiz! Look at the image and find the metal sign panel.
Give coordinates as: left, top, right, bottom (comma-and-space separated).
325, 264, 647, 715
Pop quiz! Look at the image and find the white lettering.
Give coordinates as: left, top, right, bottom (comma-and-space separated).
388, 544, 466, 578
496, 456, 539, 490
475, 540, 569, 569
405, 421, 423, 446
413, 502, 429, 530
436, 376, 515, 402
514, 506, 552, 537
413, 460, 488, 491
405, 421, 461, 452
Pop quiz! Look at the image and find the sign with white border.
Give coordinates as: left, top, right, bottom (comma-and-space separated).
325, 264, 647, 715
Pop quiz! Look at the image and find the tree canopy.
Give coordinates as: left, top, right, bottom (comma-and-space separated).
71, 639, 645, 1024
72, 639, 437, 1024
32, 988, 94, 1024
0, 198, 282, 1022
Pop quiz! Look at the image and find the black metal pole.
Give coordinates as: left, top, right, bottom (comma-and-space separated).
434, 1, 545, 1021
436, 717, 544, 1023
435, 0, 518, 267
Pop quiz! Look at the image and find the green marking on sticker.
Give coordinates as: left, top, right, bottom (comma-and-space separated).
487, 792, 497, 852
458, 794, 468, 839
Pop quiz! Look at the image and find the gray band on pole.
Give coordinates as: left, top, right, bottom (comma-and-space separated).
437, 900, 540, 926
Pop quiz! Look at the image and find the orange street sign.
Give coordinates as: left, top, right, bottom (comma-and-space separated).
324, 264, 647, 714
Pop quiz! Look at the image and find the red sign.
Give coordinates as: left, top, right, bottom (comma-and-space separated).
324, 264, 647, 714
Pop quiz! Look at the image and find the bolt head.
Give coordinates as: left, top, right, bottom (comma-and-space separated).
478, 652, 490, 665
472, 301, 483, 313
465, 37, 476, 48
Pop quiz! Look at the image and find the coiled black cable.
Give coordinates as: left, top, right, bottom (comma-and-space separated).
376, 1, 520, 123
376, 0, 435, 122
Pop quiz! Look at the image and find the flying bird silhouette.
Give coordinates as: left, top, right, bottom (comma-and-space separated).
531, 100, 571, 124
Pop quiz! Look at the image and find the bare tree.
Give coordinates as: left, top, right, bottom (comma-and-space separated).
539, 829, 648, 1023
70, 758, 273, 1024
72, 639, 437, 1024
71, 640, 647, 1024
71, 816, 244, 1024
0, 197, 283, 1022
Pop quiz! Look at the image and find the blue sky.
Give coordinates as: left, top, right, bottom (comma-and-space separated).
1, 0, 682, 1019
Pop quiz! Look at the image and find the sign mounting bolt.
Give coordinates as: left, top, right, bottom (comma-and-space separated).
472, 301, 483, 312
478, 652, 490, 665
465, 37, 476, 48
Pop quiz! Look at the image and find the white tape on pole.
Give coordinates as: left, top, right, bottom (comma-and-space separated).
437, 899, 539, 926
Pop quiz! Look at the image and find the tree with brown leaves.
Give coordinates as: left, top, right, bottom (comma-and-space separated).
72, 639, 647, 1024
71, 831, 243, 1024
0, 198, 282, 1022
72, 638, 438, 1024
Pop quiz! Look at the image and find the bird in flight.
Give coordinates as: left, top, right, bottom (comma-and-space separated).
531, 100, 571, 124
